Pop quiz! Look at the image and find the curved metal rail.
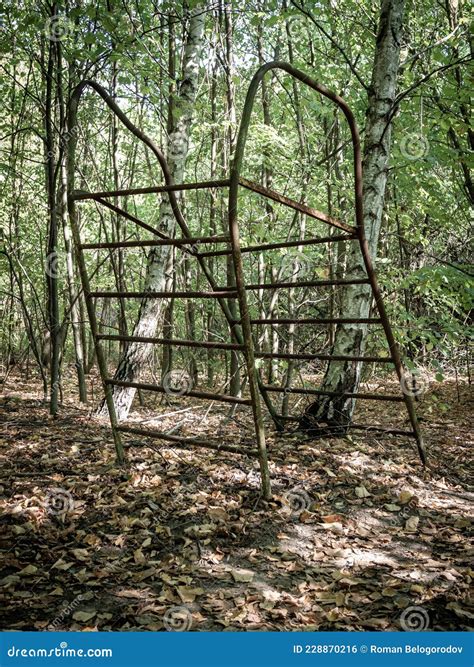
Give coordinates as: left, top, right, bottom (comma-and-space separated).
66, 64, 426, 502
227, 62, 426, 464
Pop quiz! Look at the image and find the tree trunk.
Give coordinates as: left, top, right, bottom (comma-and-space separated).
300, 0, 405, 432
44, 3, 61, 415
99, 4, 206, 420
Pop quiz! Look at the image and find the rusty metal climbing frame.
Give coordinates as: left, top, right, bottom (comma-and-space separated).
67, 62, 427, 501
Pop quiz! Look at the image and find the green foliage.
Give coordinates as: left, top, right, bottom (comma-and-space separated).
0, 0, 471, 375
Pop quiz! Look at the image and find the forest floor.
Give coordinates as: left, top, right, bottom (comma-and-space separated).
0, 371, 473, 632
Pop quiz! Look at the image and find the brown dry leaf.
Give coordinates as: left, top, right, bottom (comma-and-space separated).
321, 514, 344, 523
446, 602, 474, 620
231, 569, 254, 583
72, 610, 97, 622
208, 507, 228, 522
398, 491, 414, 504
405, 516, 420, 532
134, 549, 147, 564
177, 586, 204, 603
384, 504, 401, 512
133, 568, 156, 582
51, 558, 74, 570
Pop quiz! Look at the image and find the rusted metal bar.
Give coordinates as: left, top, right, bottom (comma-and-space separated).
255, 352, 394, 362
358, 235, 427, 465
97, 334, 244, 351
93, 197, 166, 239
106, 379, 252, 405
197, 233, 356, 258
273, 416, 416, 437
71, 178, 231, 201
80, 235, 230, 250
238, 63, 364, 232
219, 278, 370, 291
261, 384, 405, 401
229, 62, 367, 438
232, 62, 425, 465
66, 80, 243, 351
117, 425, 257, 455
239, 178, 354, 233
90, 290, 238, 299
66, 90, 125, 464
349, 424, 416, 436
245, 317, 382, 325
66, 78, 276, 496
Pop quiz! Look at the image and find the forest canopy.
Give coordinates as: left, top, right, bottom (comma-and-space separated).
0, 0, 473, 639
0, 0, 472, 395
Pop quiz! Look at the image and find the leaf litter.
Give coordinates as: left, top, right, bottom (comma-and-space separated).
0, 376, 472, 631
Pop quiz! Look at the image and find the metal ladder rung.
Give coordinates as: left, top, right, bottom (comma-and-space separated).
71, 178, 231, 201
273, 417, 415, 437
255, 352, 394, 363
106, 379, 252, 405
117, 425, 257, 455
80, 235, 230, 250
90, 290, 237, 299
198, 233, 356, 258
244, 317, 382, 325
349, 424, 416, 436
261, 384, 405, 401
97, 334, 244, 351
238, 177, 354, 233
218, 278, 370, 291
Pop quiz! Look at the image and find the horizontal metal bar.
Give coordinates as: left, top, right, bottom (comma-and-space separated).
349, 424, 416, 436
261, 384, 405, 401
71, 178, 231, 201
94, 197, 167, 239
197, 233, 355, 258
80, 235, 230, 250
97, 334, 244, 351
239, 178, 354, 233
244, 317, 382, 325
117, 425, 257, 455
255, 352, 394, 362
274, 416, 416, 437
106, 379, 252, 405
90, 290, 237, 299
219, 278, 370, 291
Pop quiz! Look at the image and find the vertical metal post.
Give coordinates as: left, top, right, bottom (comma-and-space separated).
228, 187, 271, 500
232, 61, 426, 466
358, 238, 427, 465
67, 197, 126, 464
66, 95, 125, 465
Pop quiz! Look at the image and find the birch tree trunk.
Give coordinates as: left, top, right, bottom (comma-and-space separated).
99, 4, 206, 420
300, 0, 406, 432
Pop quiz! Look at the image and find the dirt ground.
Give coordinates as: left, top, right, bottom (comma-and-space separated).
0, 372, 472, 631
